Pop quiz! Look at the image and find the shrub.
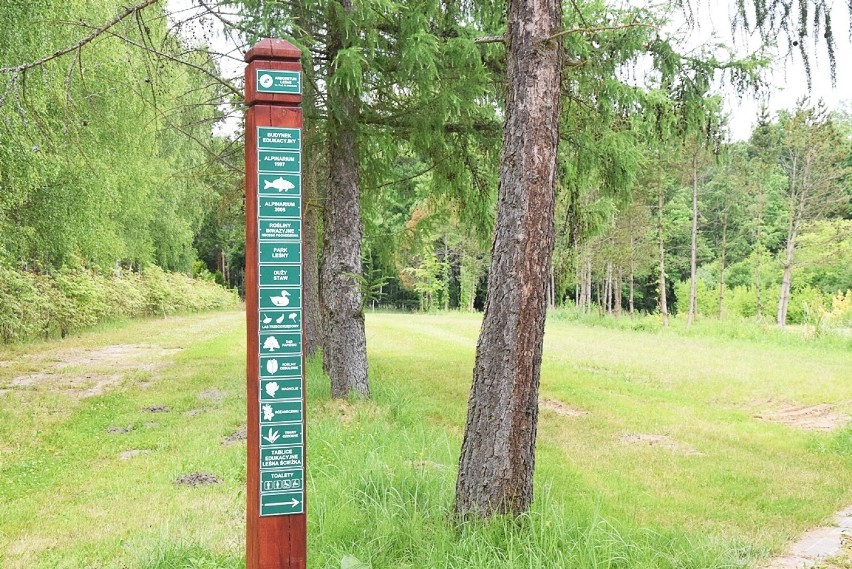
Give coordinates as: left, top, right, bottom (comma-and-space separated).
0, 264, 240, 343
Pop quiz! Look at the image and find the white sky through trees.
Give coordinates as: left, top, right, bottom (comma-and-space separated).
166, 0, 851, 140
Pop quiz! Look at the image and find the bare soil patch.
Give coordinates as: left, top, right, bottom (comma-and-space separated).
222, 426, 247, 445
174, 472, 221, 486
106, 426, 132, 434
198, 389, 227, 403
619, 433, 704, 456
753, 400, 850, 431
144, 405, 170, 413
183, 409, 203, 417
763, 506, 852, 568
540, 398, 589, 417
9, 344, 180, 398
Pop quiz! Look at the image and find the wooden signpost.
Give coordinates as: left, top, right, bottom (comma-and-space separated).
244, 38, 307, 569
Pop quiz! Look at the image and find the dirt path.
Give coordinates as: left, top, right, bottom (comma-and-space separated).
763, 506, 852, 568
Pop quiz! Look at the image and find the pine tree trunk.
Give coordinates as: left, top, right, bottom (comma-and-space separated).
657, 185, 669, 326
585, 258, 592, 313
575, 256, 583, 310
615, 267, 622, 319
687, 151, 698, 329
454, 0, 562, 519
321, 0, 369, 398
629, 258, 635, 318
549, 265, 556, 308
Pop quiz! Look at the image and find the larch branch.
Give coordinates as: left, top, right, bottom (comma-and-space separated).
0, 0, 161, 75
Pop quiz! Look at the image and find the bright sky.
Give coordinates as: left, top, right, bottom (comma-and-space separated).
669, 0, 852, 139
166, 0, 852, 141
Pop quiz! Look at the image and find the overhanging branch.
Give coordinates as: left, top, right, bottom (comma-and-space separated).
0, 0, 161, 75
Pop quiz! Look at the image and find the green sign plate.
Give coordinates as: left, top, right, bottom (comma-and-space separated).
258, 265, 302, 287
257, 127, 300, 151
259, 243, 300, 264
259, 197, 301, 218
260, 332, 302, 355
259, 286, 301, 310
259, 265, 301, 287
258, 150, 300, 174
259, 309, 302, 333
260, 490, 304, 516
260, 377, 302, 401
260, 423, 303, 447
258, 173, 301, 196
260, 400, 303, 424
259, 219, 301, 241
256, 69, 301, 95
260, 354, 302, 378
261, 469, 303, 492
260, 445, 304, 469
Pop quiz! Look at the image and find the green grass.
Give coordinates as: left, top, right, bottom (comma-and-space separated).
1, 310, 850, 568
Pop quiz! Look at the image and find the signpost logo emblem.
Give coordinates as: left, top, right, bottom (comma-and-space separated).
259, 73, 274, 89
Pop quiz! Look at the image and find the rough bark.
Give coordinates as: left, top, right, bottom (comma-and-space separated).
320, 0, 369, 398
687, 151, 698, 329
657, 185, 669, 327
454, 0, 562, 519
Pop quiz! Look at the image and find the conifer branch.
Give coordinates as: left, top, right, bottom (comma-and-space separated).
0, 0, 161, 75
545, 22, 654, 42
474, 35, 505, 44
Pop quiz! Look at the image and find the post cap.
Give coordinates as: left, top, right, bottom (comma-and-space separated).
245, 38, 302, 62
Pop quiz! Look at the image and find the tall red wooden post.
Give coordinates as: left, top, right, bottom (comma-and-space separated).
244, 39, 307, 569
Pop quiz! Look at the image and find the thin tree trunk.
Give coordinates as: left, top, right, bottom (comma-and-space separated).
549, 265, 556, 308
615, 267, 622, 319
687, 150, 699, 329
755, 208, 764, 319
585, 258, 592, 313
777, 217, 801, 328
777, 187, 805, 328
455, 0, 562, 519
717, 209, 728, 320
657, 185, 669, 327
575, 255, 582, 310
320, 0, 369, 398
604, 261, 612, 315
629, 257, 635, 318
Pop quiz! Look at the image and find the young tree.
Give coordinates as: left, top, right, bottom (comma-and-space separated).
775, 103, 851, 327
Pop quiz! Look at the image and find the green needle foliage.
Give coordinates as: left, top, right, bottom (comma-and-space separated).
0, 0, 226, 272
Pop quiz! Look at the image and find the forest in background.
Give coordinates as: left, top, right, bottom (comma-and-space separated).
0, 0, 242, 341
0, 0, 850, 340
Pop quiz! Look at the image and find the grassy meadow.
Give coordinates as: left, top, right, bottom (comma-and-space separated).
1, 310, 851, 568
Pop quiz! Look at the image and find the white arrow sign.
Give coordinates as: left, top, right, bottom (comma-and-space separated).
268, 498, 301, 508
262, 428, 280, 444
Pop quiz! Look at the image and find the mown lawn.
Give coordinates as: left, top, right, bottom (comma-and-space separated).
0, 311, 850, 568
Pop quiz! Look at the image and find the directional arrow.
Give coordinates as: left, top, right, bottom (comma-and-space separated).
267, 498, 300, 508
262, 428, 280, 444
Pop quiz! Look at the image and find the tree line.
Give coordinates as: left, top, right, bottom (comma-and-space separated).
2, 0, 849, 521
